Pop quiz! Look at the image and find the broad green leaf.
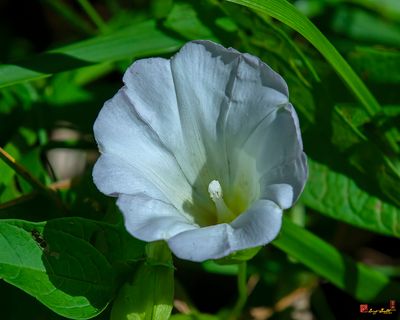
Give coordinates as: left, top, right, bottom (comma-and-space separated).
0, 20, 183, 88
331, 104, 400, 205
348, 47, 400, 84
164, 2, 217, 40
302, 159, 400, 237
273, 218, 400, 302
0, 218, 145, 319
226, 0, 381, 116
331, 104, 370, 151
0, 219, 112, 319
332, 8, 400, 48
151, 0, 174, 19
46, 218, 146, 264
348, 0, 400, 21
111, 241, 174, 320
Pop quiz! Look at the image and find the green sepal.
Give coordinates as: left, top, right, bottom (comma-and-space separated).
111, 241, 174, 320
215, 246, 261, 265
146, 240, 174, 266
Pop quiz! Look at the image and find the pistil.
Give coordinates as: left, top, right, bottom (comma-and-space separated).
208, 180, 235, 223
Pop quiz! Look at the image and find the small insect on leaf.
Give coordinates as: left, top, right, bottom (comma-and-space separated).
31, 229, 49, 252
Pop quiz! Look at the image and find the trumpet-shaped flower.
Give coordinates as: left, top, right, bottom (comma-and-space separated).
93, 40, 308, 262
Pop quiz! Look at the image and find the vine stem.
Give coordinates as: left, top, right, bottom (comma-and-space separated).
230, 261, 248, 319
0, 147, 65, 215
0, 147, 48, 192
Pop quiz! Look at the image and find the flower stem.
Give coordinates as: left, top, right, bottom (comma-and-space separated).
231, 262, 247, 319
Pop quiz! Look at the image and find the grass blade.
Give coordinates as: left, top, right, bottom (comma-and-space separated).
226, 0, 381, 116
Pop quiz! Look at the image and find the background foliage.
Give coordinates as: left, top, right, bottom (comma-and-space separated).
0, 0, 399, 319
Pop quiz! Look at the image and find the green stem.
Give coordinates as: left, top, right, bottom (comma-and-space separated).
0, 147, 65, 216
231, 262, 247, 318
0, 147, 48, 192
76, 0, 108, 33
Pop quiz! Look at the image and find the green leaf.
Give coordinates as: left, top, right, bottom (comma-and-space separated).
111, 242, 174, 320
302, 159, 400, 237
348, 0, 400, 21
0, 20, 183, 88
331, 104, 370, 151
331, 8, 400, 48
330, 104, 400, 206
0, 218, 145, 319
0, 219, 112, 319
225, 0, 381, 117
273, 218, 400, 302
348, 47, 400, 84
151, 0, 174, 19
164, 2, 217, 40
46, 218, 146, 264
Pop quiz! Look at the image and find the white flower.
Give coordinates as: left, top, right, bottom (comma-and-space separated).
93, 40, 308, 262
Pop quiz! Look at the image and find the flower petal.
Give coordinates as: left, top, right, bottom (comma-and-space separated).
121, 58, 190, 179
231, 103, 307, 208
225, 103, 306, 209
167, 200, 282, 262
169, 41, 289, 189
260, 152, 308, 208
93, 153, 165, 198
243, 104, 303, 175
93, 87, 212, 216
117, 194, 198, 242
111, 40, 296, 208
93, 153, 201, 230
223, 51, 289, 150
169, 41, 239, 189
93, 40, 307, 262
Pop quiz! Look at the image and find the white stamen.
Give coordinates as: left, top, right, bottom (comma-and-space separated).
208, 180, 234, 223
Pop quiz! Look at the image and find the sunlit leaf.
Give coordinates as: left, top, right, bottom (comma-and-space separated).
0, 20, 183, 88
0, 218, 145, 319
